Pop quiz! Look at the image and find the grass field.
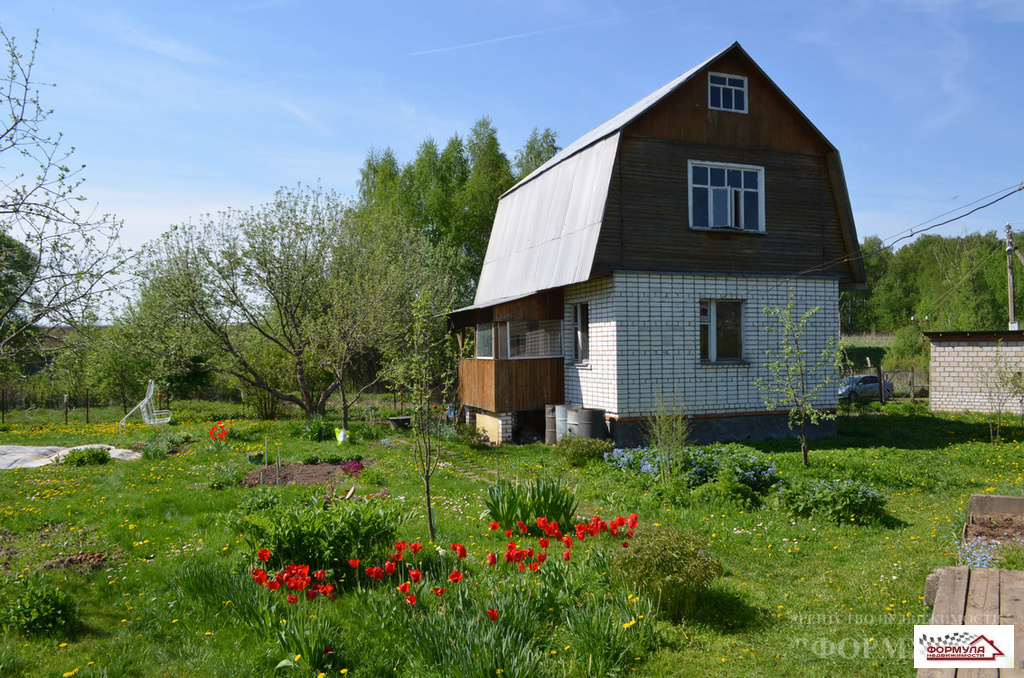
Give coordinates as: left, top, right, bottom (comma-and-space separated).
0, 402, 1016, 677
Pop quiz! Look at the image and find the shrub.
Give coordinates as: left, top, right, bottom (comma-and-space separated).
2, 579, 81, 638
776, 478, 888, 525
559, 434, 614, 467
690, 475, 761, 509
299, 415, 335, 442
610, 525, 723, 621
235, 495, 407, 578
483, 476, 579, 534
607, 445, 781, 495
60, 447, 110, 467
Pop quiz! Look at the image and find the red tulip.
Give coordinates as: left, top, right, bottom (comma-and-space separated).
406, 594, 417, 606
410, 542, 423, 553
252, 569, 268, 585
528, 561, 540, 571
537, 552, 547, 563
257, 549, 271, 562
622, 542, 630, 548
349, 558, 360, 568
286, 594, 298, 604
398, 582, 410, 593
432, 587, 447, 596
505, 529, 513, 537
517, 521, 528, 534
395, 541, 407, 551
384, 561, 396, 576
449, 570, 463, 583
487, 552, 497, 566
267, 580, 281, 591
536, 517, 549, 530
487, 608, 499, 621
562, 536, 573, 548
516, 562, 525, 572
610, 525, 619, 536
410, 569, 422, 583
315, 570, 325, 581
539, 537, 549, 549
563, 551, 572, 562
628, 513, 639, 529
504, 552, 513, 563
489, 521, 500, 530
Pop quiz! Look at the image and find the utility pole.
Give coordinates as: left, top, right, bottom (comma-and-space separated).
1006, 224, 1024, 330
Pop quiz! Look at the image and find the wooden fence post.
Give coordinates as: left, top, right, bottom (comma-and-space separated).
876, 366, 885, 404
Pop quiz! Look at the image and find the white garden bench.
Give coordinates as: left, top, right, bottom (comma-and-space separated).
118, 380, 171, 435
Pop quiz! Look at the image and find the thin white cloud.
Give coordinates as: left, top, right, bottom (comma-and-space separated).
108, 15, 213, 63
410, 8, 671, 56
281, 102, 334, 138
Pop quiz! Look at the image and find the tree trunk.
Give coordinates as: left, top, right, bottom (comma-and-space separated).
800, 417, 809, 467
423, 475, 436, 541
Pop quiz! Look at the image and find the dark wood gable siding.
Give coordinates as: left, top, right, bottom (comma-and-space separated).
592, 51, 860, 287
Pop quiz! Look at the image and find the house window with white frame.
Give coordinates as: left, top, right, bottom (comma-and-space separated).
475, 323, 494, 358
708, 73, 747, 113
689, 161, 764, 232
700, 300, 744, 362
572, 303, 589, 362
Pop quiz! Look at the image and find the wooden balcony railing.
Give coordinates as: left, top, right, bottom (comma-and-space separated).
458, 358, 564, 413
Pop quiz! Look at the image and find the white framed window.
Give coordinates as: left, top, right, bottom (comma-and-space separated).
475, 323, 493, 358
708, 72, 747, 113
700, 300, 744, 362
689, 160, 764, 232
572, 303, 589, 362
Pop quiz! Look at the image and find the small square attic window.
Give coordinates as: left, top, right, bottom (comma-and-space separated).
709, 73, 747, 113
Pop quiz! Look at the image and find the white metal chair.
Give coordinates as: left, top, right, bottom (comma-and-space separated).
119, 380, 172, 435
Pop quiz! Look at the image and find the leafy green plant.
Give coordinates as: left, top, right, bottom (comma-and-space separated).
690, 472, 761, 509
558, 433, 613, 468
643, 395, 692, 483
555, 592, 660, 677
483, 476, 579, 533
235, 495, 407, 578
610, 525, 723, 621
299, 415, 336, 442
776, 478, 888, 525
1, 578, 81, 638
60, 446, 110, 466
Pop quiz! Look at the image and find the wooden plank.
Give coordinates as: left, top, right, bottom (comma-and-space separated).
999, 569, 1024, 673
918, 567, 971, 678
959, 569, 1001, 678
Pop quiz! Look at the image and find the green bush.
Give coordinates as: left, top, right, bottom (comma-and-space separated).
299, 415, 336, 442
776, 478, 888, 525
558, 434, 614, 468
60, 447, 110, 467
2, 579, 81, 638
234, 494, 407, 579
690, 474, 761, 509
610, 525, 723, 621
483, 476, 579, 534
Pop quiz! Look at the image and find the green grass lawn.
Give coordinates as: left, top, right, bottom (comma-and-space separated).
0, 403, 1017, 677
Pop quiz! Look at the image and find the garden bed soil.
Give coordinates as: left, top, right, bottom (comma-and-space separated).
239, 462, 367, 488
964, 512, 1024, 542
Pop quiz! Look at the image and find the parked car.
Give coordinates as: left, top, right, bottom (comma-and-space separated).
838, 374, 894, 402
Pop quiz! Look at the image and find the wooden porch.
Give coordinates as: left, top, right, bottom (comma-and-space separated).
919, 566, 1024, 676
458, 358, 563, 413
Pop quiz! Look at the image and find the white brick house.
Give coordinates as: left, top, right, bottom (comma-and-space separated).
926, 331, 1024, 416
450, 43, 865, 445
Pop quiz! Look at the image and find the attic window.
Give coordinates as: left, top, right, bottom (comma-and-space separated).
708, 73, 747, 113
689, 160, 764, 232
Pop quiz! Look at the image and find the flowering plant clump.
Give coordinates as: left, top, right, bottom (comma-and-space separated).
340, 459, 364, 477
208, 421, 228, 442
604, 445, 781, 495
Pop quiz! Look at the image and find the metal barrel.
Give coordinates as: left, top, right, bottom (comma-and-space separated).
575, 408, 608, 439
545, 404, 557, 445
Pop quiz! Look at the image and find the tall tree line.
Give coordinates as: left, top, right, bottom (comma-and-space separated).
842, 230, 1024, 334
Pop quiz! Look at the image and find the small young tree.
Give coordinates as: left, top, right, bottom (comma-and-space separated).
755, 292, 844, 467
388, 291, 457, 541
979, 340, 1020, 443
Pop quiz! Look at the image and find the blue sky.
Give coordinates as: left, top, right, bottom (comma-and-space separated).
4, 0, 1023, 253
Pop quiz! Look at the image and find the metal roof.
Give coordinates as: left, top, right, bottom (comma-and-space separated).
472, 45, 734, 309
471, 41, 864, 307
